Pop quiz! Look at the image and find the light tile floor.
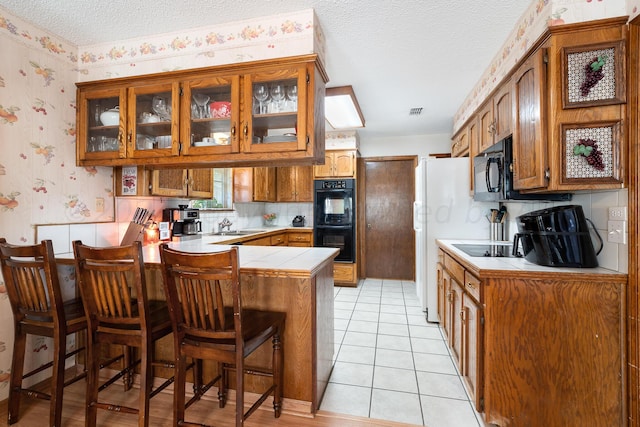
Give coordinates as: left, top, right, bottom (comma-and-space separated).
319, 278, 483, 427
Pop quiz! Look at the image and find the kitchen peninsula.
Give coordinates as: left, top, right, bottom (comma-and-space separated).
59, 237, 339, 415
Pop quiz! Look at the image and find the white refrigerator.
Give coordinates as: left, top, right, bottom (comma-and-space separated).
414, 157, 492, 323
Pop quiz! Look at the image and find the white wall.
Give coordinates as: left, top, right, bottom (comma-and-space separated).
357, 133, 452, 158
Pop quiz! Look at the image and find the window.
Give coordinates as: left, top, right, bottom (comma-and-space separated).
189, 168, 233, 209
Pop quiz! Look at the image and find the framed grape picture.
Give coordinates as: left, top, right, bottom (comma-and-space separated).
561, 40, 626, 109
561, 120, 623, 185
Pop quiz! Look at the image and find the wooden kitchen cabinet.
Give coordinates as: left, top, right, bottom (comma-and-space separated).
287, 230, 312, 247
313, 149, 357, 178
76, 54, 327, 168
451, 127, 469, 158
477, 79, 513, 154
233, 167, 276, 202
151, 168, 213, 198
512, 47, 549, 191
276, 166, 313, 202
333, 263, 357, 287
438, 242, 626, 426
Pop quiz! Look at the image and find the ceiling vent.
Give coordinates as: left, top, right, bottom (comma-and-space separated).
409, 107, 423, 116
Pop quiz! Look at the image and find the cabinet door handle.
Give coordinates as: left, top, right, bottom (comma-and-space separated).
231, 124, 236, 137
243, 123, 248, 137
467, 282, 475, 289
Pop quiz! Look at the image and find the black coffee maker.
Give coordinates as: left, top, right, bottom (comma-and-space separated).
162, 206, 201, 237
512, 205, 603, 267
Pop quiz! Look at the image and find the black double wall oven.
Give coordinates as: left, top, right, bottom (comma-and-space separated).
313, 179, 355, 263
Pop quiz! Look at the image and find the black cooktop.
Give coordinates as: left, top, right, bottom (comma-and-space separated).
452, 243, 521, 258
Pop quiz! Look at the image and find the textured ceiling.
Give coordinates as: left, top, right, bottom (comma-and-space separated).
0, 0, 532, 140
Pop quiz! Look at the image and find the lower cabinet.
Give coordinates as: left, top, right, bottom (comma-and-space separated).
437, 244, 626, 426
288, 231, 312, 247
333, 262, 357, 287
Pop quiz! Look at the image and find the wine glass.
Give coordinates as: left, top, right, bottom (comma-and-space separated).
286, 85, 298, 111
192, 93, 210, 119
253, 83, 269, 115
152, 96, 170, 121
270, 83, 285, 113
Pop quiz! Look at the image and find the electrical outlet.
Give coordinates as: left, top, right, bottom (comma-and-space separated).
608, 206, 627, 221
607, 220, 627, 244
95, 197, 104, 213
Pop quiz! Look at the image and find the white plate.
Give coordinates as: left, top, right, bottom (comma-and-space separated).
193, 141, 214, 147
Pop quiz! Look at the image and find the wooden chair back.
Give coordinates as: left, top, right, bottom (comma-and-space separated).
73, 240, 150, 335
0, 238, 65, 325
159, 245, 241, 342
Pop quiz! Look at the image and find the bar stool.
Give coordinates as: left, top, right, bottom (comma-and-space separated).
159, 244, 285, 427
72, 240, 174, 427
0, 238, 87, 427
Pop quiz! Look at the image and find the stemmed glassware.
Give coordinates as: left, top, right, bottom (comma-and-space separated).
152, 96, 171, 121
270, 83, 285, 113
253, 83, 269, 115
286, 85, 298, 111
192, 93, 210, 119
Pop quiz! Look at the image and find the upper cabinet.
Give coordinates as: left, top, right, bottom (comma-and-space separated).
512, 48, 549, 191
453, 17, 627, 194
313, 149, 357, 178
76, 55, 327, 168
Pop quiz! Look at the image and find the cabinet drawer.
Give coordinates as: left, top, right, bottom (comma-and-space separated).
244, 236, 272, 246
444, 254, 465, 284
270, 233, 287, 246
288, 232, 311, 246
464, 271, 481, 302
334, 263, 356, 284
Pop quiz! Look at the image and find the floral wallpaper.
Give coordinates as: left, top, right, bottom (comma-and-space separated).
453, 0, 630, 133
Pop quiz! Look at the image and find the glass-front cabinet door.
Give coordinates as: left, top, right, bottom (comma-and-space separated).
127, 82, 180, 159
180, 75, 240, 156
242, 65, 308, 153
77, 87, 127, 161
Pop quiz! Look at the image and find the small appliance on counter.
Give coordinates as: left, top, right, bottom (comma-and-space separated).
162, 205, 201, 239
512, 205, 603, 267
292, 215, 305, 227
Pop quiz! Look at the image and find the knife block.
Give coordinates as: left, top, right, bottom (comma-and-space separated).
120, 222, 145, 246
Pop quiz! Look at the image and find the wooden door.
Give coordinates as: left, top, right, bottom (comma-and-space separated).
462, 293, 482, 411
333, 151, 356, 177
493, 79, 513, 142
276, 166, 296, 202
313, 152, 334, 178
253, 167, 276, 202
478, 102, 495, 153
151, 169, 187, 196
295, 166, 314, 202
187, 169, 213, 198
513, 47, 548, 191
362, 157, 415, 280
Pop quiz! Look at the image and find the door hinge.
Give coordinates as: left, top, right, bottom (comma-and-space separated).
179, 87, 184, 96
543, 50, 549, 64
480, 397, 485, 411
480, 316, 485, 325
306, 72, 310, 84
544, 168, 551, 180
306, 135, 310, 145
178, 141, 182, 154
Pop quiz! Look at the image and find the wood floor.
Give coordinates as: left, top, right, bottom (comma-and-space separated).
0, 377, 420, 427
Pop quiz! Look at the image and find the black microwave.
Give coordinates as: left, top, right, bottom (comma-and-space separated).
473, 136, 571, 202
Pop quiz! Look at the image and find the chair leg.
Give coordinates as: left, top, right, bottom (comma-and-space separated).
218, 362, 227, 408
8, 328, 26, 425
137, 342, 152, 427
272, 331, 283, 418
49, 331, 66, 427
85, 340, 100, 427
174, 354, 187, 425
123, 345, 134, 391
235, 359, 244, 427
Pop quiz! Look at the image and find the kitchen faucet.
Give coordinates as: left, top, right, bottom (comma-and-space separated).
218, 217, 232, 232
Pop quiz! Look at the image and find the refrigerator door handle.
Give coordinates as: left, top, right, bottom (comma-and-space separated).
413, 201, 422, 231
